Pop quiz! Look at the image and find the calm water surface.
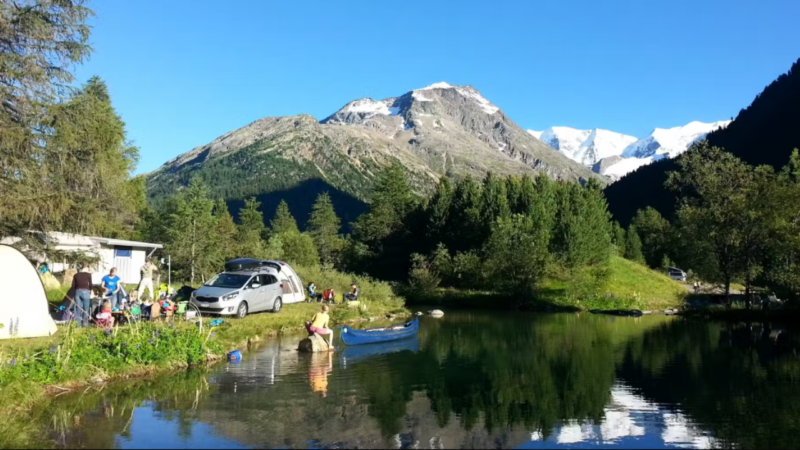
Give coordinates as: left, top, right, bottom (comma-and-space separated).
41, 311, 800, 449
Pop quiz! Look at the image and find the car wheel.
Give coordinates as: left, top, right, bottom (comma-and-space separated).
236, 302, 248, 319
272, 297, 282, 313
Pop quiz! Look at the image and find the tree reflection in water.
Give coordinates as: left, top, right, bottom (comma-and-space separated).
17, 312, 800, 449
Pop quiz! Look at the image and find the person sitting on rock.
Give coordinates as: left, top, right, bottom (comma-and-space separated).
305, 304, 334, 350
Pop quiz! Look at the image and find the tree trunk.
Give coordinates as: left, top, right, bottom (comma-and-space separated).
724, 278, 732, 309
745, 274, 752, 310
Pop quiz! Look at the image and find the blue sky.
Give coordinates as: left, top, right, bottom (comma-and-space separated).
74, 0, 800, 174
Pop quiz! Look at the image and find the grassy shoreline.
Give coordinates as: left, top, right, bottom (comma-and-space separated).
407, 256, 687, 312
1, 263, 408, 422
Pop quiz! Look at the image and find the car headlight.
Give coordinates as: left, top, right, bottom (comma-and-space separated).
223, 291, 239, 301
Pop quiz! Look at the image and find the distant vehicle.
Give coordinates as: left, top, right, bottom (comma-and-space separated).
190, 259, 304, 318
667, 267, 687, 282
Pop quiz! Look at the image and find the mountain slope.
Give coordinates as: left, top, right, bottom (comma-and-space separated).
147, 83, 599, 226
604, 57, 800, 225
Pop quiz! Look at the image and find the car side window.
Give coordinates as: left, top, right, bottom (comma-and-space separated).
247, 276, 260, 288
266, 275, 278, 285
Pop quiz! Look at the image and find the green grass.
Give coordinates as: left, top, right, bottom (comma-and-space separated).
540, 256, 687, 311
410, 256, 687, 312
1, 264, 407, 422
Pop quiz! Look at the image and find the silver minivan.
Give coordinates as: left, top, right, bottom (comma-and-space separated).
667, 267, 687, 282
190, 268, 285, 318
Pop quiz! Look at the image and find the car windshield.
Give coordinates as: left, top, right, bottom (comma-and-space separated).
205, 273, 250, 289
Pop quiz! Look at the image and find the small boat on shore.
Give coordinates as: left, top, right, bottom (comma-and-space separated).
340, 318, 419, 346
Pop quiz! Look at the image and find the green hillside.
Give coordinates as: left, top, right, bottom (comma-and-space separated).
541, 255, 687, 311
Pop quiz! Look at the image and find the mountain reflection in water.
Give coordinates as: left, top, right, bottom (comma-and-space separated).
27, 312, 800, 449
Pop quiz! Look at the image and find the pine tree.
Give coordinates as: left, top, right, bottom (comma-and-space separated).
480, 172, 511, 227
371, 163, 417, 219
212, 199, 238, 265
624, 226, 646, 264
425, 178, 454, 245
237, 197, 267, 258
280, 231, 320, 267
353, 163, 416, 247
550, 182, 612, 269
308, 192, 344, 266
270, 200, 299, 235
485, 214, 551, 302
611, 221, 627, 254
446, 176, 483, 252
164, 177, 216, 284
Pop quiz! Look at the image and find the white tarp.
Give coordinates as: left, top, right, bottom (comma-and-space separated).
0, 245, 58, 339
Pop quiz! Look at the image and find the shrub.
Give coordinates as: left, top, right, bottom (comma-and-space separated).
408, 253, 441, 296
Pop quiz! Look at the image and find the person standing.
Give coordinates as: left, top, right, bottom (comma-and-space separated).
71, 262, 94, 328
138, 258, 158, 300
101, 267, 122, 309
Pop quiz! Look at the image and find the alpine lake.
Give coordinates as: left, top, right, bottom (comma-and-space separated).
28, 310, 800, 449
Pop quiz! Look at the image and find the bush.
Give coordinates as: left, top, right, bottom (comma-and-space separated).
408, 253, 441, 296
451, 251, 485, 289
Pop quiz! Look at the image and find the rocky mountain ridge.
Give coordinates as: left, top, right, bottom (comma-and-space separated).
147, 83, 600, 221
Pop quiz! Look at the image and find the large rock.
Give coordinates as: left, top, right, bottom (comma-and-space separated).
298, 333, 333, 353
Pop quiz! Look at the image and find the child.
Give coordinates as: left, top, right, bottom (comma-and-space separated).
96, 300, 114, 329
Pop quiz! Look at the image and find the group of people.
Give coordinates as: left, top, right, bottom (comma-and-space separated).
67, 257, 168, 328
305, 282, 359, 304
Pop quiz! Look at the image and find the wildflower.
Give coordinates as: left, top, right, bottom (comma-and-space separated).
149, 338, 155, 345
169, 323, 174, 329
124, 342, 129, 348
135, 345, 140, 350
210, 332, 216, 338
9, 358, 16, 367
49, 344, 56, 354
104, 329, 112, 337
50, 368, 55, 373
91, 334, 96, 342
154, 330, 159, 338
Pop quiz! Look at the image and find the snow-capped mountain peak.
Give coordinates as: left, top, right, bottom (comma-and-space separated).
420, 81, 453, 90
528, 127, 636, 166
621, 120, 731, 160
339, 98, 400, 117
530, 120, 729, 181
